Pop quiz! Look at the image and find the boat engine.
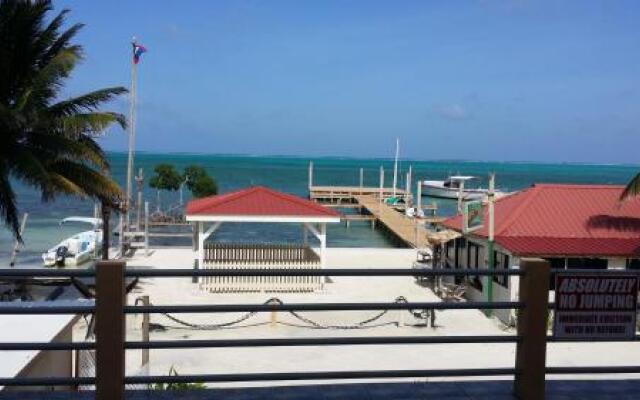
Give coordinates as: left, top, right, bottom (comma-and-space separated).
55, 246, 68, 267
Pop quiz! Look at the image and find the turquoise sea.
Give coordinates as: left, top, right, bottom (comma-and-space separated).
1, 152, 638, 267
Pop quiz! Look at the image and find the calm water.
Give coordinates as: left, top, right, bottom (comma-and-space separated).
1, 153, 638, 267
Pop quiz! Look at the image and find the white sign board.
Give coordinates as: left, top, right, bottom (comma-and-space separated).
553, 274, 638, 340
462, 200, 483, 233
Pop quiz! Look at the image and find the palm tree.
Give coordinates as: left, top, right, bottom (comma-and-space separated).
620, 173, 640, 201
0, 0, 127, 241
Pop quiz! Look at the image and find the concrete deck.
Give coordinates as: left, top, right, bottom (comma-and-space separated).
3, 380, 640, 399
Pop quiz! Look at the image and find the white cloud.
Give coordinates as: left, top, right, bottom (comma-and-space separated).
432, 103, 469, 121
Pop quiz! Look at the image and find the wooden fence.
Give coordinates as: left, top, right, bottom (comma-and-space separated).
201, 243, 322, 293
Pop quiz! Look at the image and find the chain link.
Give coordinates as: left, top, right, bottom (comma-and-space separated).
154, 296, 429, 331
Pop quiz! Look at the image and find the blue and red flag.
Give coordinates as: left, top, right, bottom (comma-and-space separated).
132, 42, 147, 64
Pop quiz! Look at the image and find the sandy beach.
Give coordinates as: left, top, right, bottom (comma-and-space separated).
67, 247, 640, 388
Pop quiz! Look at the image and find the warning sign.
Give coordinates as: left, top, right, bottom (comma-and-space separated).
553, 274, 638, 340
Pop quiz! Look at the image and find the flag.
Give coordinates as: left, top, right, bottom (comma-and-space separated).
132, 42, 147, 64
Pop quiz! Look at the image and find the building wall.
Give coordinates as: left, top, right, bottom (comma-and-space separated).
7, 318, 76, 392
442, 236, 635, 325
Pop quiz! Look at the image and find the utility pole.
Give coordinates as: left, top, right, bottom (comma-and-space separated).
135, 168, 144, 230
125, 38, 145, 235
392, 138, 399, 197
486, 173, 496, 315
125, 38, 139, 231
457, 179, 465, 215
379, 166, 384, 213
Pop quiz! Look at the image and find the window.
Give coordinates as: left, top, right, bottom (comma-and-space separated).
444, 241, 452, 269
627, 259, 640, 270
492, 251, 509, 288
454, 238, 467, 284
567, 258, 608, 269
467, 242, 483, 291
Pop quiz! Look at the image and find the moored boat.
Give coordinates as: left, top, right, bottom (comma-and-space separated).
421, 176, 488, 200
42, 217, 102, 267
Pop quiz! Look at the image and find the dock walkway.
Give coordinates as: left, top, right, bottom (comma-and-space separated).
354, 195, 429, 248
309, 185, 447, 248
309, 185, 406, 203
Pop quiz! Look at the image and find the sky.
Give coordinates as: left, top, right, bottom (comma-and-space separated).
55, 0, 640, 163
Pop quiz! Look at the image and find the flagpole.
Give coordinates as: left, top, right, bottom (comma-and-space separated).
125, 38, 138, 231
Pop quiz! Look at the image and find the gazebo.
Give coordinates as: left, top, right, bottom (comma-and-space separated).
185, 186, 341, 292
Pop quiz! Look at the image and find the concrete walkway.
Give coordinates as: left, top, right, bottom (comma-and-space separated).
2, 380, 640, 399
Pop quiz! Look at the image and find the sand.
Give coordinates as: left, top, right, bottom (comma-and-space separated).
71, 247, 640, 387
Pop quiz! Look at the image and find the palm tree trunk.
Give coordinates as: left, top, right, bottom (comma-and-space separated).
156, 190, 161, 213
101, 201, 110, 260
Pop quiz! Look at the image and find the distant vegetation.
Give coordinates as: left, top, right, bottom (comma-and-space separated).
184, 165, 218, 198
0, 0, 127, 240
148, 163, 217, 211
149, 164, 182, 211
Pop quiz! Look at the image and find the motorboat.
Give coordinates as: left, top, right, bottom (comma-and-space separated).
421, 176, 488, 200
42, 217, 102, 267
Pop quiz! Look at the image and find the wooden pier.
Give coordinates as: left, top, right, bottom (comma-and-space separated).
353, 194, 430, 248
310, 185, 439, 248
309, 185, 407, 204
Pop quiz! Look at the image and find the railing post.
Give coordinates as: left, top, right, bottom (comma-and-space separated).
96, 260, 126, 400
141, 295, 150, 367
514, 258, 550, 400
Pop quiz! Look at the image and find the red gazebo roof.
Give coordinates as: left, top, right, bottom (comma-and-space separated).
185, 186, 340, 219
441, 184, 640, 257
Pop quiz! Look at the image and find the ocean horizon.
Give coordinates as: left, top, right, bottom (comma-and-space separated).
1, 152, 638, 267
108, 151, 640, 168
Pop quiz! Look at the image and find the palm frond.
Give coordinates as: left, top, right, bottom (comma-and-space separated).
18, 131, 110, 171
48, 87, 128, 117
5, 144, 51, 190
0, 0, 126, 240
40, 16, 84, 67
620, 172, 640, 201
47, 159, 123, 200
47, 172, 88, 198
60, 111, 126, 136
16, 46, 81, 111
33, 7, 73, 66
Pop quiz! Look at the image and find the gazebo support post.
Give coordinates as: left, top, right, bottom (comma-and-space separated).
197, 222, 223, 277
197, 222, 204, 274
303, 222, 327, 288
302, 224, 308, 247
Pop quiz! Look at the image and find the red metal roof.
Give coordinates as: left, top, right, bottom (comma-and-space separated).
185, 186, 340, 218
441, 184, 640, 257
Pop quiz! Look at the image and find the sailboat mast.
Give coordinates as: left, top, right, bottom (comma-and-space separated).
392, 138, 399, 197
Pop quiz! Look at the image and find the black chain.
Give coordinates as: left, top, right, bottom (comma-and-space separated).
283, 296, 426, 330
155, 296, 428, 331
160, 310, 258, 330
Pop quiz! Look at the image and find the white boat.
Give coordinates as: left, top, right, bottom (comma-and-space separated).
42, 217, 102, 267
421, 176, 488, 200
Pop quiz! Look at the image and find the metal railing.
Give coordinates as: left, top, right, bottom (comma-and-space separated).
1, 260, 639, 400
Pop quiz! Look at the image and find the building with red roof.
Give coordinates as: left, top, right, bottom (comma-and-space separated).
186, 185, 340, 222
438, 183, 640, 324
185, 186, 340, 292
